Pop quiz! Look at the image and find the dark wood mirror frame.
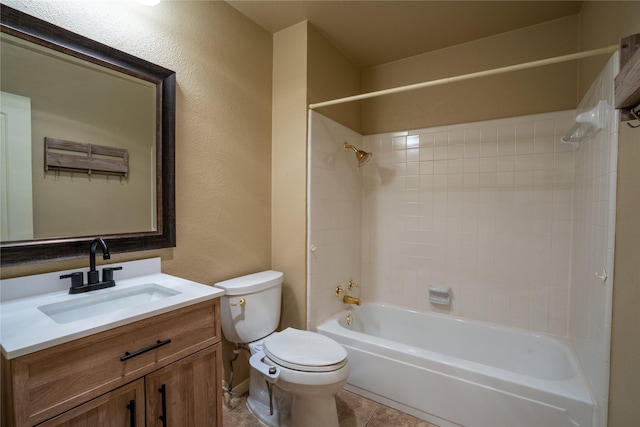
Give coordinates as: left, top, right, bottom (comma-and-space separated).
0, 5, 176, 266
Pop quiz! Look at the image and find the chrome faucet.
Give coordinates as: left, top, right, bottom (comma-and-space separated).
88, 238, 110, 285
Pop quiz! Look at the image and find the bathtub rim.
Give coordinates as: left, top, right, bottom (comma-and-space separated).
317, 301, 595, 407
322, 301, 572, 343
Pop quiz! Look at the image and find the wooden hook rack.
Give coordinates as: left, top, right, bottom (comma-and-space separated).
616, 33, 640, 122
45, 137, 129, 178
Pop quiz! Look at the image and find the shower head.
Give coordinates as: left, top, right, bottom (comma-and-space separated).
344, 143, 372, 169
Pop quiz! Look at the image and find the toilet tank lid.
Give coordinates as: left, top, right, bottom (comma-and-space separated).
214, 270, 283, 295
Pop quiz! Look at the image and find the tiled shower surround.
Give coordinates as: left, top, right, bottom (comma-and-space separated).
360, 110, 577, 336
309, 109, 578, 336
307, 112, 364, 328
568, 52, 619, 426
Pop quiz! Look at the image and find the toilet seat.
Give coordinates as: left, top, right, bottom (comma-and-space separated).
263, 328, 348, 372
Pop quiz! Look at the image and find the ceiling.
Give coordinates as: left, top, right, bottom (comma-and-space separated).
226, 1, 583, 68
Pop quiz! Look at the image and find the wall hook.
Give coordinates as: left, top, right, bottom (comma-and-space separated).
626, 105, 640, 128
595, 269, 607, 282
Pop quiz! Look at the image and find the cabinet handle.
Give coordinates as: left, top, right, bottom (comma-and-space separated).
159, 384, 167, 427
120, 339, 172, 361
127, 400, 136, 427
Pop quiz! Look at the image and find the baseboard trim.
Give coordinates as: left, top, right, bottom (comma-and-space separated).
232, 378, 250, 396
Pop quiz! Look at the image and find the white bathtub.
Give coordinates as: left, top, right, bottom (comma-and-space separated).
317, 303, 594, 427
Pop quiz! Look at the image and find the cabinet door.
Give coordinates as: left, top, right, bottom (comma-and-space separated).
37, 379, 145, 427
145, 344, 221, 427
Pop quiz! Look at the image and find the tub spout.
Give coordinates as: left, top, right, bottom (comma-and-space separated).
343, 295, 361, 305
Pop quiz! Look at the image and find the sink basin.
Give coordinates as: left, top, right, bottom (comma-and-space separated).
38, 283, 181, 324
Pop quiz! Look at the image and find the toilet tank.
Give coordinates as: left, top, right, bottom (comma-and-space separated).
214, 270, 283, 344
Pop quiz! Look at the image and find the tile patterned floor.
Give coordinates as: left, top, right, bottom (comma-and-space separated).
222, 389, 438, 427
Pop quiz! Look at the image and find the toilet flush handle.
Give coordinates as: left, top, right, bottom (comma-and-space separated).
231, 298, 246, 307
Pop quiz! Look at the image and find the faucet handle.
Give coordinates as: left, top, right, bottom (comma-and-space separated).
335, 285, 347, 296
60, 272, 84, 290
87, 270, 100, 285
348, 279, 359, 290
102, 266, 122, 282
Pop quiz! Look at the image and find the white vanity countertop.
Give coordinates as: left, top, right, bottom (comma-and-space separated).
0, 258, 224, 359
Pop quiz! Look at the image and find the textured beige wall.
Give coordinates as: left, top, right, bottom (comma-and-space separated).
1, 0, 273, 285
361, 15, 580, 134
272, 22, 308, 331
578, 2, 640, 425
271, 22, 363, 333
307, 24, 362, 134
1, 0, 273, 394
610, 124, 640, 427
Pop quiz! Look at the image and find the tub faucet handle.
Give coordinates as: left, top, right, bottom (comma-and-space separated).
346, 314, 353, 326
335, 285, 347, 296
348, 279, 359, 290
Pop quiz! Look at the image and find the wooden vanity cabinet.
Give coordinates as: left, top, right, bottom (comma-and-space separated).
1, 299, 223, 427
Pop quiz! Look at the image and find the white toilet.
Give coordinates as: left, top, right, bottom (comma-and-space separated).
215, 271, 349, 427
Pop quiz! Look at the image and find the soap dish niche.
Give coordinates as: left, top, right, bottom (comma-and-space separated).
429, 285, 451, 305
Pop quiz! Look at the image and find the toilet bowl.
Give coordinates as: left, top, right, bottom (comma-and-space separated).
214, 271, 349, 427
251, 328, 349, 427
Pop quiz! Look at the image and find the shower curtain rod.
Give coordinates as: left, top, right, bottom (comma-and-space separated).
308, 45, 619, 110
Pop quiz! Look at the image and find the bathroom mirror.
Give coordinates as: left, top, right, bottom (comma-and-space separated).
0, 5, 176, 266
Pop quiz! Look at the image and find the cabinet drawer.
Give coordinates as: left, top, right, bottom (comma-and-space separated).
4, 299, 219, 426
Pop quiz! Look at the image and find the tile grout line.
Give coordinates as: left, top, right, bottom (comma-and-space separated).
363, 404, 381, 426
